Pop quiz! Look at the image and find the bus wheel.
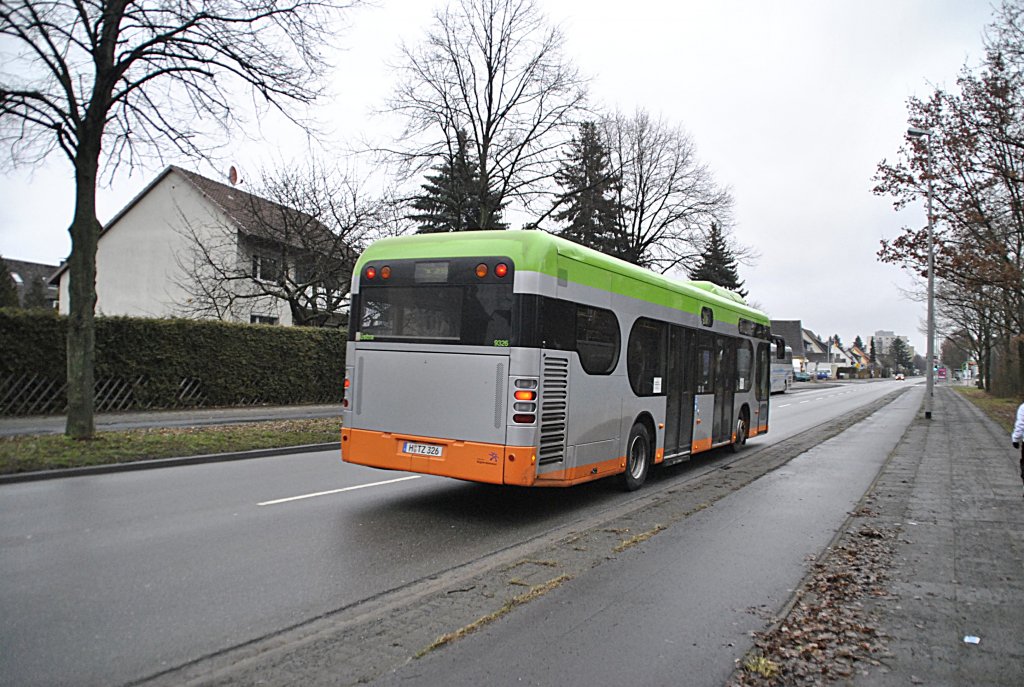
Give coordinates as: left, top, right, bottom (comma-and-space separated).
620, 422, 652, 491
731, 412, 749, 453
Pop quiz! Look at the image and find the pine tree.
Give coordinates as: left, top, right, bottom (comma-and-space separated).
688, 223, 747, 297
890, 337, 913, 371
409, 129, 505, 233
853, 334, 865, 351
0, 258, 19, 308
552, 121, 624, 255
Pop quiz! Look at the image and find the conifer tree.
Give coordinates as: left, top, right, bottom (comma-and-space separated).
0, 259, 19, 308
687, 223, 747, 297
853, 334, 865, 351
552, 122, 624, 255
409, 129, 505, 232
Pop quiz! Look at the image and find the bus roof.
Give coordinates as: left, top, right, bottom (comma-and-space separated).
356, 230, 770, 326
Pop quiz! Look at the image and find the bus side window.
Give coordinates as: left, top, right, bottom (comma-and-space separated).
736, 341, 753, 392
628, 318, 667, 396
575, 305, 619, 375
696, 331, 714, 394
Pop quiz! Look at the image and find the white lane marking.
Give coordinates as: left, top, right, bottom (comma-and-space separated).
815, 397, 825, 401
778, 403, 792, 408
258, 475, 422, 506
799, 400, 810, 404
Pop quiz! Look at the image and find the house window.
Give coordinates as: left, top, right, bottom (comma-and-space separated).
252, 255, 282, 283
250, 315, 279, 325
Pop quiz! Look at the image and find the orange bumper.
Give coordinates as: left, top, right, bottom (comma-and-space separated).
341, 427, 539, 486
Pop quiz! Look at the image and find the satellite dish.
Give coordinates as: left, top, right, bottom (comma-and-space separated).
228, 165, 240, 186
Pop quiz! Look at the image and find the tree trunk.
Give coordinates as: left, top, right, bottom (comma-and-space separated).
65, 150, 102, 439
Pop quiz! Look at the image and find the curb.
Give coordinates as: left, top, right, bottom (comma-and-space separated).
0, 442, 341, 485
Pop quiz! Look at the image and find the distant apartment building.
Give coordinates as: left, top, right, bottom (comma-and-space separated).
872, 330, 916, 358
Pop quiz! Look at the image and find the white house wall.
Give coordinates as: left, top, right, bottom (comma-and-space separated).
58, 170, 290, 325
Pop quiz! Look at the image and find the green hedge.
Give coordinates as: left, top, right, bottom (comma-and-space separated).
0, 309, 345, 414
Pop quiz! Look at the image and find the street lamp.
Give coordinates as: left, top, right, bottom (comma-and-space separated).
908, 126, 935, 420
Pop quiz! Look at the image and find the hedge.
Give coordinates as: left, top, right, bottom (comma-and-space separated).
0, 308, 346, 415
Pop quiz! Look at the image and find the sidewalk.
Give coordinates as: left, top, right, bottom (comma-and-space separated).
0, 403, 343, 437
849, 386, 1024, 685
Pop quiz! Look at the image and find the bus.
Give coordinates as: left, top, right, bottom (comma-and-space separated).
770, 343, 793, 393
341, 231, 784, 490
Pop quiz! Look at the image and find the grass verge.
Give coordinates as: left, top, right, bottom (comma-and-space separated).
0, 417, 340, 475
415, 575, 571, 658
953, 386, 1019, 433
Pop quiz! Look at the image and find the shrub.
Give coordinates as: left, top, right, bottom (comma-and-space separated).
0, 309, 345, 414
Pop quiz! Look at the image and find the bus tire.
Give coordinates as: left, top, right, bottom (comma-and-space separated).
731, 410, 749, 453
620, 422, 652, 491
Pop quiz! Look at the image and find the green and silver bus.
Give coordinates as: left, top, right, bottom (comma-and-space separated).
341, 231, 782, 490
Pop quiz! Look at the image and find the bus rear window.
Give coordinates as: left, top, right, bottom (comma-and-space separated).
358, 284, 512, 346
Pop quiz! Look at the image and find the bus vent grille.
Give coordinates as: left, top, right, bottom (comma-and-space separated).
539, 356, 569, 466
494, 362, 506, 429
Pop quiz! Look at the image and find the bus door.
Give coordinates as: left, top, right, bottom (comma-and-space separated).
663, 326, 694, 460
712, 336, 736, 444
755, 342, 771, 433
692, 332, 715, 452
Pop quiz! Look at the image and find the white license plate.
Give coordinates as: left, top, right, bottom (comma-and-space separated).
403, 441, 444, 457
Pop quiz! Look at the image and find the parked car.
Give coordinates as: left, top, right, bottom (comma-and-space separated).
793, 371, 811, 382
895, 372, 905, 380
816, 370, 830, 379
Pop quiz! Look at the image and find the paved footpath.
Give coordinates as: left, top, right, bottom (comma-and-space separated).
0, 403, 343, 437
851, 386, 1024, 685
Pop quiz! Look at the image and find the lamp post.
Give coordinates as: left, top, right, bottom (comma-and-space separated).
908, 126, 935, 419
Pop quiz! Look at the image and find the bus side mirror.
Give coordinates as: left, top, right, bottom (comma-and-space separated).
774, 336, 787, 359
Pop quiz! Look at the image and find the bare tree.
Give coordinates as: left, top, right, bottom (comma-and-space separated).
603, 109, 736, 272
175, 163, 386, 327
383, 0, 588, 228
0, 0, 358, 437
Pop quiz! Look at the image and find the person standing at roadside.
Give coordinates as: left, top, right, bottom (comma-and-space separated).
1013, 399, 1024, 494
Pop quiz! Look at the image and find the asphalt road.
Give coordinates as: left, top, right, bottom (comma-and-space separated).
0, 379, 914, 686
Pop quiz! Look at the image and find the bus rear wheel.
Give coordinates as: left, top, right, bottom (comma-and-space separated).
620, 422, 652, 491
731, 412, 749, 453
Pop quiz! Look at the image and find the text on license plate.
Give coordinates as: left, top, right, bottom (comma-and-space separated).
403, 441, 444, 457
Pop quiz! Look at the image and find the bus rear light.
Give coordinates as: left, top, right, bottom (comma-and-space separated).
380, 265, 392, 279
513, 413, 536, 424
514, 402, 536, 412
514, 379, 538, 389
475, 263, 488, 278
495, 263, 508, 277
365, 266, 377, 280
342, 398, 349, 408
514, 390, 536, 401
344, 378, 351, 389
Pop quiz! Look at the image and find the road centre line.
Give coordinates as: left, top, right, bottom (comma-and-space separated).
258, 475, 422, 506
778, 403, 792, 408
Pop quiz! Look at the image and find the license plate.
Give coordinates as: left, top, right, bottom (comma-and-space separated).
403, 441, 444, 457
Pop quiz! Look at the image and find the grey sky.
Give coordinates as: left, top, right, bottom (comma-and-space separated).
0, 0, 998, 353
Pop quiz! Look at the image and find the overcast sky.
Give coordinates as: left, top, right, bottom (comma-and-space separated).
0, 0, 999, 353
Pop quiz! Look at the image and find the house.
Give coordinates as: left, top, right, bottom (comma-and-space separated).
2, 258, 59, 309
52, 166, 349, 326
770, 319, 806, 370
